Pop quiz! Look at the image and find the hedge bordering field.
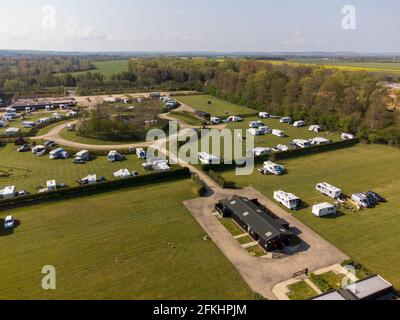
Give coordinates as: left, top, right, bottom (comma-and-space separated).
0, 167, 190, 209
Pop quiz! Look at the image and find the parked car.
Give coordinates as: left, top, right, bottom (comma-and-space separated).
17, 144, 31, 152
44, 140, 56, 148
366, 191, 386, 203
3, 215, 15, 230
362, 192, 378, 206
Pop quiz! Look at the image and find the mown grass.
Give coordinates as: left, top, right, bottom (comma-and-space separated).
176, 95, 256, 116
0, 179, 254, 299
69, 60, 130, 78
222, 144, 400, 290
0, 144, 148, 193
287, 281, 318, 300
219, 218, 245, 237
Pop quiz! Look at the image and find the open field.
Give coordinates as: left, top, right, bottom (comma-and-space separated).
0, 179, 254, 299
266, 59, 400, 75
286, 281, 318, 300
68, 60, 130, 77
0, 144, 149, 193
176, 95, 256, 116
59, 128, 140, 146
222, 143, 400, 289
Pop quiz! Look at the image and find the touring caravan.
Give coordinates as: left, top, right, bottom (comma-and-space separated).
341, 133, 355, 141
293, 139, 311, 148
79, 174, 98, 185
249, 121, 265, 129
75, 150, 91, 161
107, 150, 123, 162
210, 117, 221, 125
0, 186, 16, 200
198, 152, 220, 165
5, 128, 21, 135
251, 147, 272, 157
136, 148, 147, 160
32, 145, 47, 156
274, 191, 300, 210
311, 137, 331, 145
280, 117, 292, 124
113, 169, 132, 179
272, 129, 285, 138
316, 182, 342, 199
263, 161, 285, 175
248, 127, 271, 136
49, 148, 69, 160
37, 117, 51, 125
276, 144, 289, 152
46, 180, 57, 191
309, 125, 322, 132
258, 112, 269, 119
312, 203, 337, 217
22, 121, 36, 128
226, 116, 243, 123
293, 120, 306, 128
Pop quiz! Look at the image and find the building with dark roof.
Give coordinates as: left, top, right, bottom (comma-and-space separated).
216, 195, 295, 252
312, 275, 394, 301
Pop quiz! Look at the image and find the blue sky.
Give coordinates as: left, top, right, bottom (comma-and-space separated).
0, 0, 398, 52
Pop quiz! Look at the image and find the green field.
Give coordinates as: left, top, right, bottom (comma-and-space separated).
59, 128, 140, 146
0, 144, 149, 193
176, 95, 256, 117
70, 60, 129, 77
0, 179, 253, 299
267, 59, 400, 75
221, 144, 400, 290
287, 281, 318, 300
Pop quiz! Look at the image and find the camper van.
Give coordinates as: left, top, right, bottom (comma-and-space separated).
263, 161, 285, 175
198, 152, 219, 164
75, 150, 91, 161
316, 182, 342, 199
272, 129, 285, 138
49, 148, 69, 160
274, 191, 300, 210
32, 145, 47, 156
107, 150, 123, 162
136, 148, 147, 160
312, 203, 337, 217
341, 133, 355, 141
352, 193, 373, 208
249, 121, 265, 129
258, 112, 269, 119
309, 125, 322, 132
280, 117, 292, 124
293, 120, 306, 128
293, 139, 311, 148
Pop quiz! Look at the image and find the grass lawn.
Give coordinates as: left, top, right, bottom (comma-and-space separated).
0, 179, 254, 299
0, 143, 149, 193
319, 271, 345, 290
221, 143, 400, 290
245, 245, 266, 257
169, 111, 204, 126
59, 128, 140, 146
219, 218, 245, 237
69, 60, 130, 78
287, 281, 318, 300
176, 95, 256, 117
237, 235, 254, 245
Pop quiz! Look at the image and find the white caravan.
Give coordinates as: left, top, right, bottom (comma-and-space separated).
32, 145, 47, 156
136, 148, 147, 159
226, 116, 243, 123
49, 148, 69, 160
309, 125, 322, 132
293, 139, 311, 148
113, 169, 132, 179
263, 161, 285, 175
37, 117, 51, 125
251, 147, 272, 157
210, 117, 221, 124
274, 190, 300, 210
312, 203, 337, 217
22, 121, 36, 128
276, 144, 289, 152
341, 133, 355, 141
198, 152, 220, 164
272, 129, 285, 138
311, 137, 331, 145
293, 120, 306, 128
75, 150, 91, 161
107, 150, 123, 162
0, 186, 16, 200
316, 182, 342, 199
280, 117, 292, 124
46, 180, 57, 191
258, 112, 269, 119
249, 121, 265, 129
5, 128, 21, 135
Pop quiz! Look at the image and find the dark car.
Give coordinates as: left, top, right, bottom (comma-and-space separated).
367, 191, 386, 203
73, 159, 86, 164
44, 140, 56, 148
17, 144, 31, 152
362, 193, 378, 206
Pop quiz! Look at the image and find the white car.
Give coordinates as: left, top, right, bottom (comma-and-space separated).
3, 215, 15, 230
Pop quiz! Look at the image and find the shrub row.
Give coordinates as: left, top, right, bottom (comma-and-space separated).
0, 167, 191, 209
191, 173, 208, 196
309, 273, 334, 293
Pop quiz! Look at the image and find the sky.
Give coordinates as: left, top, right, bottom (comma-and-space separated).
0, 0, 399, 53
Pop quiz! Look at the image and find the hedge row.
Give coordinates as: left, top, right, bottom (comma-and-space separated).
0, 167, 191, 209
207, 170, 237, 189
191, 173, 208, 196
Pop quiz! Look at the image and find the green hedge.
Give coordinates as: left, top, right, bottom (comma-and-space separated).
0, 167, 190, 209
207, 170, 237, 189
309, 273, 334, 293
191, 173, 208, 196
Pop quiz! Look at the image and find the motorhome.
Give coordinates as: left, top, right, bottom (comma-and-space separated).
198, 152, 219, 164
293, 139, 311, 148
249, 121, 265, 128
210, 117, 221, 125
136, 148, 146, 159
312, 203, 337, 217
272, 129, 285, 138
49, 148, 69, 160
341, 133, 355, 141
263, 161, 285, 175
258, 112, 269, 119
32, 145, 47, 156
251, 147, 272, 157
316, 182, 342, 199
22, 121, 36, 128
5, 128, 20, 135
0, 186, 16, 200
309, 125, 322, 132
311, 137, 331, 145
75, 150, 91, 161
274, 191, 300, 210
280, 117, 292, 124
293, 120, 306, 128
352, 193, 373, 208
226, 116, 243, 123
107, 150, 123, 162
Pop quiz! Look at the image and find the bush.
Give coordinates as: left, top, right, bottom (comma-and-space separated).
191, 173, 207, 196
